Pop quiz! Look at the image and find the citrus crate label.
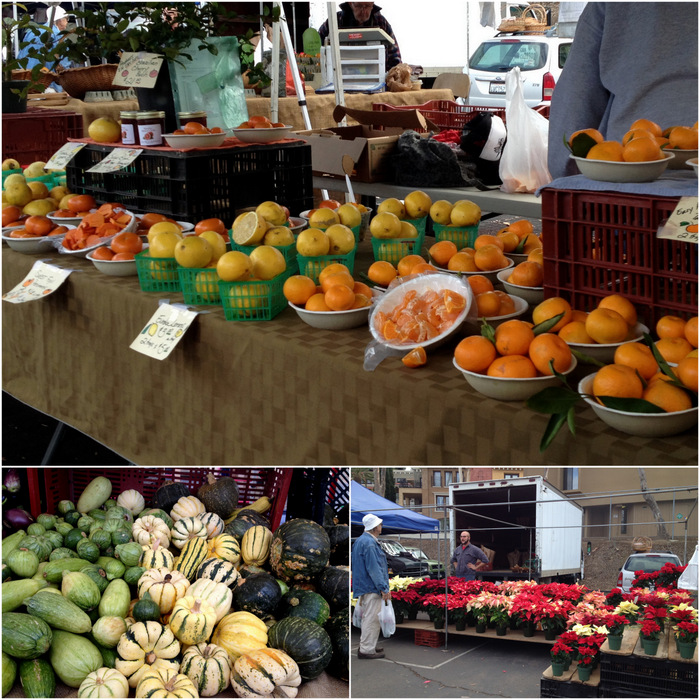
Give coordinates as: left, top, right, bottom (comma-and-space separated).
45, 142, 86, 170
87, 148, 143, 173
113, 52, 164, 88
657, 196, 698, 243
130, 303, 198, 360
2, 261, 72, 303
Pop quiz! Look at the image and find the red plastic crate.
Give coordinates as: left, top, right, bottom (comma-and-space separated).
541, 188, 698, 329
415, 629, 444, 647
2, 108, 83, 164
27, 468, 293, 530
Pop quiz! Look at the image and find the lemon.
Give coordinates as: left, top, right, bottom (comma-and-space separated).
429, 200, 453, 224
147, 221, 183, 245
325, 223, 356, 254
149, 231, 181, 258
198, 230, 227, 262
22, 198, 55, 216
226, 281, 268, 317
249, 245, 286, 280
217, 250, 252, 282
4, 182, 33, 207
400, 221, 418, 239
3, 173, 26, 188
255, 200, 287, 226
232, 211, 269, 246
450, 200, 481, 226
404, 190, 432, 219
194, 270, 220, 302
377, 197, 406, 219
263, 226, 295, 247
88, 117, 121, 143
308, 208, 340, 230
174, 236, 213, 268
296, 228, 330, 256
369, 212, 402, 239
27, 181, 49, 200
336, 202, 362, 228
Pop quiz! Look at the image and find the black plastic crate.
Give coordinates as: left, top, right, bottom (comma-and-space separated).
66, 141, 314, 223
540, 678, 599, 698
599, 653, 698, 698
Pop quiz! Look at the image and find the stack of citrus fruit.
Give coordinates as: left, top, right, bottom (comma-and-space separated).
283, 263, 372, 312
427, 237, 511, 274
231, 201, 296, 249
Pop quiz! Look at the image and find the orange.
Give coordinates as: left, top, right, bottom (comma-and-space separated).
402, 346, 427, 368
411, 262, 438, 274
507, 219, 534, 240
684, 317, 698, 348
283, 275, 318, 305
487, 354, 538, 378
522, 233, 542, 254
194, 218, 227, 236
622, 136, 663, 162
112, 252, 135, 261
444, 289, 467, 314
325, 283, 355, 311
320, 270, 354, 293
24, 215, 53, 236
667, 126, 698, 150
367, 261, 398, 286
183, 121, 209, 134
2, 206, 22, 227
527, 248, 544, 265
352, 293, 372, 309
447, 252, 478, 272
592, 364, 644, 400
497, 230, 520, 253
613, 341, 659, 380
111, 232, 143, 255
467, 274, 494, 296
475, 291, 502, 318
570, 309, 589, 324
558, 321, 594, 344
474, 234, 505, 251
397, 254, 426, 277
495, 319, 535, 356
428, 240, 458, 266
305, 292, 331, 311
598, 294, 637, 327
318, 262, 351, 286
353, 281, 373, 299
532, 297, 572, 333
454, 335, 497, 373
474, 244, 508, 271
648, 371, 675, 384
585, 307, 629, 344
587, 141, 624, 161
528, 333, 572, 375
494, 290, 516, 316
656, 315, 687, 339
676, 356, 698, 392
91, 246, 114, 261
248, 115, 273, 127
568, 128, 605, 156
507, 261, 543, 287
642, 382, 693, 413
629, 118, 663, 137
622, 128, 657, 145
67, 194, 97, 213
656, 337, 693, 364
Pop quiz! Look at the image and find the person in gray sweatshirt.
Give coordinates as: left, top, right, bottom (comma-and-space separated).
547, 2, 698, 180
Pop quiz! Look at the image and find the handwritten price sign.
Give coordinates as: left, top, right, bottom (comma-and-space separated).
86, 148, 143, 173
657, 196, 698, 243
45, 142, 86, 171
2, 261, 72, 303
130, 303, 198, 360
112, 52, 164, 88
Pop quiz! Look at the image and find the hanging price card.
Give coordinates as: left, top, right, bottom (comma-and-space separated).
657, 196, 698, 243
2, 261, 72, 303
112, 52, 164, 88
45, 142, 86, 171
86, 148, 143, 173
130, 303, 198, 360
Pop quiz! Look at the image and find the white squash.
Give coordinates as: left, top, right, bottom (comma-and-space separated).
133, 515, 171, 548
181, 643, 231, 697
230, 648, 301, 698
188, 577, 233, 623
139, 539, 175, 570
171, 496, 206, 523
198, 512, 225, 539
78, 667, 130, 698
137, 567, 191, 614
171, 517, 208, 550
117, 489, 146, 516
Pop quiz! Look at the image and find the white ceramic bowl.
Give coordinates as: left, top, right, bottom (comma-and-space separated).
463, 295, 529, 332
47, 211, 83, 226
288, 217, 307, 234
232, 125, 293, 143
687, 158, 698, 174
454, 355, 578, 401
566, 323, 649, 364
369, 272, 473, 351
163, 132, 228, 148
578, 374, 698, 437
496, 268, 544, 305
662, 148, 698, 170
1, 231, 66, 254
436, 258, 514, 285
505, 251, 529, 264
86, 250, 139, 276
289, 301, 371, 330
56, 210, 136, 257
570, 153, 674, 182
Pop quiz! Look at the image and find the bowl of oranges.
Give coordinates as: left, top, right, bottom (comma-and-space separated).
86, 232, 145, 276
497, 267, 544, 305
232, 120, 293, 144
570, 152, 674, 183
164, 132, 227, 148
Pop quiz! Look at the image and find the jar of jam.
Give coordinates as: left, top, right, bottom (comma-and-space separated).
120, 111, 138, 145
136, 111, 165, 147
178, 110, 208, 129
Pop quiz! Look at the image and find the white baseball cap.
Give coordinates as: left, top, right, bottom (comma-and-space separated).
363, 514, 383, 531
47, 6, 68, 22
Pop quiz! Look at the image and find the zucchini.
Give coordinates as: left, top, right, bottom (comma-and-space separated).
43, 557, 93, 582
25, 589, 93, 634
1, 612, 52, 659
19, 658, 56, 698
2, 651, 16, 696
76, 476, 113, 514
95, 556, 126, 580
2, 530, 26, 563
2, 578, 48, 612
98, 577, 131, 618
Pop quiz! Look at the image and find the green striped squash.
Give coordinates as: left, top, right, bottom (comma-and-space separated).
139, 540, 175, 570
206, 534, 240, 565
115, 621, 181, 689
168, 596, 217, 645
267, 616, 332, 680
188, 578, 232, 623
196, 558, 239, 587
19, 658, 56, 698
198, 512, 225, 539
180, 643, 231, 697
174, 537, 209, 581
240, 525, 272, 566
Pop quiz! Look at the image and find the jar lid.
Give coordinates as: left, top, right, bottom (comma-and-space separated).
178, 110, 207, 118
120, 111, 138, 118
137, 111, 161, 118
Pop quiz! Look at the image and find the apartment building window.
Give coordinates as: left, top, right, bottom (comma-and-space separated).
563, 468, 579, 490
621, 506, 628, 534
432, 470, 442, 487
504, 472, 519, 479
445, 471, 453, 486
436, 495, 447, 512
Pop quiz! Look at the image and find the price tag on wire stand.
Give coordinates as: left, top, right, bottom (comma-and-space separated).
45, 142, 86, 170
86, 148, 143, 173
2, 261, 72, 303
657, 196, 698, 243
130, 302, 198, 360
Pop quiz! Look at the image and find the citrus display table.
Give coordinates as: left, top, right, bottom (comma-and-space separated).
2, 242, 697, 466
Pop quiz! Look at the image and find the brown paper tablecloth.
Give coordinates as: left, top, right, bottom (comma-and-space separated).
245, 88, 456, 130
2, 244, 697, 466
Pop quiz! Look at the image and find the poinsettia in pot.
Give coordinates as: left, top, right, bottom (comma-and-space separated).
638, 617, 663, 656
669, 603, 698, 659
603, 612, 628, 650
576, 646, 597, 682
391, 588, 422, 622
549, 640, 573, 677
422, 593, 447, 629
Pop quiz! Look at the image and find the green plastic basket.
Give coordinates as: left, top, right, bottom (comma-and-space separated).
135, 251, 180, 292
219, 273, 288, 321
405, 216, 428, 235
433, 223, 479, 248
228, 236, 299, 274
371, 229, 426, 265
297, 249, 357, 284
178, 266, 222, 306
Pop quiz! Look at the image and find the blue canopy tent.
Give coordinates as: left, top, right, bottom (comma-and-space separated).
350, 482, 440, 534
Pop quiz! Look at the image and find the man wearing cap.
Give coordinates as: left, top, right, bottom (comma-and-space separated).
450, 531, 489, 581
352, 513, 391, 659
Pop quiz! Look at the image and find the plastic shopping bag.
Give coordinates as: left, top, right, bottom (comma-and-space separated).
378, 600, 396, 637
352, 600, 363, 629
499, 67, 552, 193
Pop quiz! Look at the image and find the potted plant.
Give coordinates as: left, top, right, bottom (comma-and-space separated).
638, 617, 662, 656
576, 646, 596, 682
422, 593, 447, 630
549, 640, 573, 677
604, 612, 629, 651
669, 603, 698, 658
489, 605, 510, 636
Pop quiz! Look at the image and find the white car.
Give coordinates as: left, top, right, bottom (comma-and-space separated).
616, 552, 682, 593
464, 34, 572, 108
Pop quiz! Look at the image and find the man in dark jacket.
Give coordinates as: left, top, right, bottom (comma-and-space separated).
318, 2, 402, 69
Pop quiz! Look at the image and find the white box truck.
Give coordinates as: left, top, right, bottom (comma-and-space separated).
449, 475, 583, 583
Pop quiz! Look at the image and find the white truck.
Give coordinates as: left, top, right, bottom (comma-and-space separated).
449, 475, 583, 584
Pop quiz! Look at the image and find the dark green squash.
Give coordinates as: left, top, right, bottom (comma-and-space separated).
269, 519, 330, 583
315, 565, 349, 613
77, 515, 95, 532
224, 509, 270, 542
88, 509, 107, 522
111, 528, 132, 546
64, 511, 81, 526
197, 473, 240, 519
64, 528, 86, 551
1, 563, 11, 583
49, 547, 77, 562
57, 500, 75, 515
326, 525, 349, 566
95, 642, 118, 668
76, 538, 100, 563
44, 530, 63, 550
81, 564, 109, 593
152, 481, 190, 512
123, 565, 146, 587
237, 564, 268, 580
324, 607, 349, 681
2, 651, 16, 696
132, 591, 161, 622
19, 658, 56, 698
231, 573, 282, 618
267, 616, 332, 680
89, 528, 112, 552
17, 535, 52, 562
280, 588, 330, 626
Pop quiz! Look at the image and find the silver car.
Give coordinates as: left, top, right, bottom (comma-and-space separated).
616, 552, 682, 593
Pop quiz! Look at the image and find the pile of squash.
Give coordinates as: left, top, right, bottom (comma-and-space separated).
2, 474, 349, 698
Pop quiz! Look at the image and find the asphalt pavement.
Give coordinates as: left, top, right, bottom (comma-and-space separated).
351, 622, 549, 698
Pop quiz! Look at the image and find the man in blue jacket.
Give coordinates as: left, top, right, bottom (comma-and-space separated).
352, 513, 391, 659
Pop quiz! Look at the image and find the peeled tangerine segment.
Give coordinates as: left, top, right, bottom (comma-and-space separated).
232, 211, 268, 246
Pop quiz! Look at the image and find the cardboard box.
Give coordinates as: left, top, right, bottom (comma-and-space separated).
293, 105, 438, 182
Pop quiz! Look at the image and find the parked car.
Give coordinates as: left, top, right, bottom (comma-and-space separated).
463, 34, 572, 108
404, 546, 445, 578
377, 539, 430, 578
617, 551, 682, 593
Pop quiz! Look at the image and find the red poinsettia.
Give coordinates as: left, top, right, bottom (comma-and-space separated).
675, 621, 698, 643
577, 645, 597, 667
550, 641, 573, 664
604, 613, 628, 636
639, 618, 662, 641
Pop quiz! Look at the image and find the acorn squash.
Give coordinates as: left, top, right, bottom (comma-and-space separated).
316, 565, 350, 612
153, 482, 190, 514
269, 519, 331, 583
327, 524, 350, 566
324, 607, 349, 681
267, 616, 332, 680
281, 588, 331, 626
197, 473, 240, 520
231, 573, 282, 619
225, 510, 270, 542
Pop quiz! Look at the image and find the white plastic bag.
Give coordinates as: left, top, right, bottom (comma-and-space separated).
499, 67, 552, 193
378, 600, 396, 637
352, 600, 363, 629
